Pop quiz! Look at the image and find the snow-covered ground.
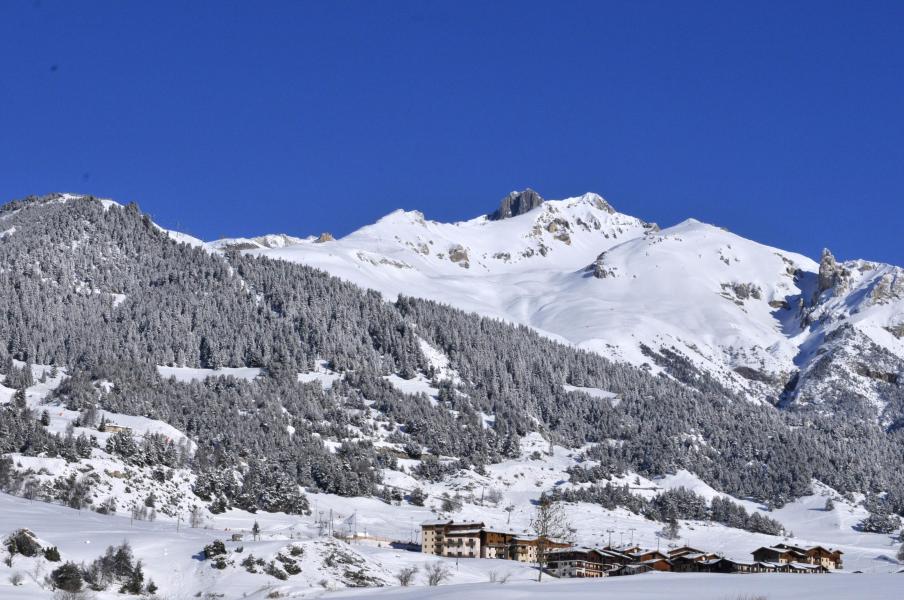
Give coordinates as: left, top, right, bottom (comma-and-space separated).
327, 572, 903, 600
3, 424, 902, 599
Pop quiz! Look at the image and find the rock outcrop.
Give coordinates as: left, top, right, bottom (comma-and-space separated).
488, 189, 544, 220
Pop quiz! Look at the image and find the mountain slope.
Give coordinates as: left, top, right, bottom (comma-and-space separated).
219, 190, 904, 423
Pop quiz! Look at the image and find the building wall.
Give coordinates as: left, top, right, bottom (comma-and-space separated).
421, 526, 445, 556
443, 534, 481, 558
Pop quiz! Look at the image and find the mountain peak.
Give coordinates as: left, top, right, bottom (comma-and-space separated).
488, 188, 544, 221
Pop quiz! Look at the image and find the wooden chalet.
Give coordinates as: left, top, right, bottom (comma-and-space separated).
545, 547, 608, 578
668, 545, 705, 558
641, 557, 672, 571
610, 563, 652, 576
752, 546, 808, 564
628, 549, 669, 562
752, 544, 842, 570
596, 548, 634, 566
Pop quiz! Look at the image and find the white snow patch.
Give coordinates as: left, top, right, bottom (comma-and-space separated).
156, 365, 262, 382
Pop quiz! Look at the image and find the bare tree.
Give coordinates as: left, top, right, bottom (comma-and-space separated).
424, 562, 451, 586
530, 497, 572, 582
9, 571, 24, 586
396, 566, 418, 586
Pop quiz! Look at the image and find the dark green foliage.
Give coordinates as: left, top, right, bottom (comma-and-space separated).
4, 528, 42, 557
858, 510, 901, 533
203, 539, 227, 560
554, 484, 785, 536
408, 487, 426, 506
119, 559, 144, 594
43, 546, 61, 561
50, 562, 83, 592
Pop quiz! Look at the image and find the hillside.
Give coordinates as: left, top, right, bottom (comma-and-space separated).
231, 190, 904, 427
0, 192, 903, 598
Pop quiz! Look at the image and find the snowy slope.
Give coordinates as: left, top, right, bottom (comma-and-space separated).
2, 433, 903, 600
211, 191, 904, 417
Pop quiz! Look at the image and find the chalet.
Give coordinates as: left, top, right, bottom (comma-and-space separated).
481, 529, 514, 559
641, 557, 672, 572
752, 544, 842, 570
610, 563, 652, 577
668, 545, 705, 558
510, 535, 571, 563
627, 549, 669, 562
611, 545, 642, 554
801, 546, 843, 570
783, 562, 830, 574
597, 548, 634, 565
545, 547, 608, 578
751, 546, 808, 564
670, 554, 710, 572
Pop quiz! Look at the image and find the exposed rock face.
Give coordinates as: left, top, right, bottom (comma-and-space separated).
488, 189, 544, 220
314, 232, 334, 243
817, 248, 841, 295
448, 244, 470, 268
588, 252, 617, 278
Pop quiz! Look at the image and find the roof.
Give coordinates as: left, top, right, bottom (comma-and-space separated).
669, 545, 704, 555
547, 546, 591, 554
752, 546, 806, 556
445, 529, 482, 536
421, 520, 452, 526
597, 549, 633, 560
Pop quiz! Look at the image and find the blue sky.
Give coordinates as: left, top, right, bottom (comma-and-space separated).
1, 1, 903, 263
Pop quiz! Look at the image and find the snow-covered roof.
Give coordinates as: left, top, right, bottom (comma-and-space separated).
445, 529, 482, 536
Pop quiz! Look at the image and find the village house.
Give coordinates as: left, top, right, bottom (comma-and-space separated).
752, 544, 842, 570
597, 548, 634, 565
421, 522, 839, 577
545, 547, 609, 578
420, 521, 569, 562
641, 557, 672, 572
443, 526, 483, 558
751, 545, 809, 564
669, 552, 720, 572
421, 520, 484, 557
668, 545, 705, 558
625, 548, 669, 563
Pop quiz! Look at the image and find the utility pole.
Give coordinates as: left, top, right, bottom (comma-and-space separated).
629, 528, 636, 546
606, 529, 614, 548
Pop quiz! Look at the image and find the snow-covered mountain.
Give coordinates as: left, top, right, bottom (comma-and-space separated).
215, 190, 904, 424
1, 192, 904, 599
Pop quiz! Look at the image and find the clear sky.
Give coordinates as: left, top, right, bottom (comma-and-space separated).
1, 1, 903, 264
